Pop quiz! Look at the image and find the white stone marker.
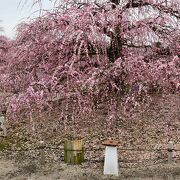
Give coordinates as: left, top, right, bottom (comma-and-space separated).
103, 140, 119, 176
0, 115, 6, 137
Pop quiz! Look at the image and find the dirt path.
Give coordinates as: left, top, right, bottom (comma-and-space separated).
1, 157, 180, 180
0, 159, 19, 180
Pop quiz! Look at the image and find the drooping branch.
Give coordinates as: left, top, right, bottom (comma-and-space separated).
124, 0, 150, 8
123, 0, 180, 19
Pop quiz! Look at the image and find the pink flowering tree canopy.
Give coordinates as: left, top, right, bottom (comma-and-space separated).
0, 0, 179, 124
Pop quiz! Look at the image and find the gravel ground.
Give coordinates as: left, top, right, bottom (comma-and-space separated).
1, 156, 180, 180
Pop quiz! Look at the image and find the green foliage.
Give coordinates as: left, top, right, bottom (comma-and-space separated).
0, 141, 8, 151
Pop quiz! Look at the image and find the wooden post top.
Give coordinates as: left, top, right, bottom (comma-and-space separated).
102, 139, 118, 146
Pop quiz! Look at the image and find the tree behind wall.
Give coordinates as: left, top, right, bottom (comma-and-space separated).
1, 0, 179, 129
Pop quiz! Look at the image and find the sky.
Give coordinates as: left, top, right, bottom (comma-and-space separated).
0, 0, 52, 39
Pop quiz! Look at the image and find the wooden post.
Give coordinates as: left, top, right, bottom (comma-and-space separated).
39, 141, 45, 165
64, 139, 84, 165
0, 114, 6, 137
168, 141, 173, 163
